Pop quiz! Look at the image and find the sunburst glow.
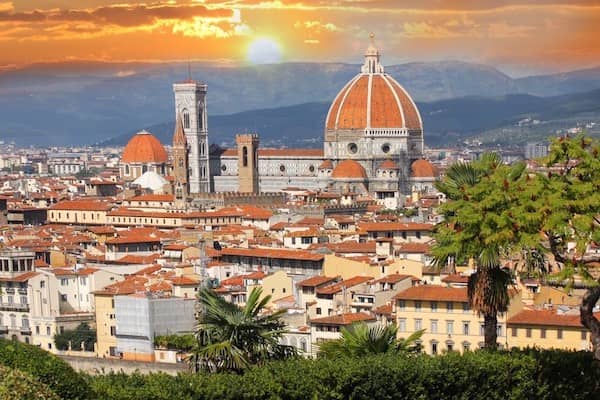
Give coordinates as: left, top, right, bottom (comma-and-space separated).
247, 37, 282, 64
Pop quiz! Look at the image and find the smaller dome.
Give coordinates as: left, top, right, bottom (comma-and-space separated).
319, 160, 334, 169
332, 160, 368, 179
133, 171, 168, 191
411, 159, 438, 178
379, 159, 399, 170
122, 130, 168, 164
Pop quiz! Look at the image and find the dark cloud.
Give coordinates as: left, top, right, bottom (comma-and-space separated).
0, 3, 233, 26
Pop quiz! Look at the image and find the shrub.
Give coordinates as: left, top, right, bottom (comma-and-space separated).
54, 322, 96, 351
0, 365, 59, 400
0, 339, 91, 400
88, 349, 600, 400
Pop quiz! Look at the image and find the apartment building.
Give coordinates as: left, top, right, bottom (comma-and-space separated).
394, 285, 523, 354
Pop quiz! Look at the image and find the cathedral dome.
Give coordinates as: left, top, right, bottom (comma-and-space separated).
411, 159, 438, 178
325, 38, 422, 133
379, 159, 399, 170
332, 160, 368, 179
122, 130, 168, 164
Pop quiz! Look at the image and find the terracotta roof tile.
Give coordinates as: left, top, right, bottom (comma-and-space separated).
507, 309, 600, 328
310, 312, 376, 326
121, 131, 168, 164
317, 276, 373, 295
297, 275, 338, 287
394, 286, 468, 302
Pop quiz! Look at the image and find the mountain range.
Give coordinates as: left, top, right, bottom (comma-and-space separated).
1, 60, 600, 146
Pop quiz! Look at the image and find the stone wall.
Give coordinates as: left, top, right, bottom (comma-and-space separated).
58, 354, 188, 376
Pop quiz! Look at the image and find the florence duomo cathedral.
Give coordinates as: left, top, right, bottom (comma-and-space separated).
119, 38, 439, 208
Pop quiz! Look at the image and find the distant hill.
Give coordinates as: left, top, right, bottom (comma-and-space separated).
1, 60, 600, 146
102, 89, 600, 148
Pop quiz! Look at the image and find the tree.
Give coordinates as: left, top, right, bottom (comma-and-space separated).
318, 322, 423, 358
531, 135, 600, 360
432, 153, 541, 349
54, 323, 96, 351
190, 287, 296, 373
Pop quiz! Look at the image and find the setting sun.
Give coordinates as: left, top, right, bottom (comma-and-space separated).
247, 37, 282, 65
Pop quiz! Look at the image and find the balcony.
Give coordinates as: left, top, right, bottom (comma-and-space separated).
17, 288, 27, 295
20, 327, 31, 336
0, 325, 7, 334
4, 288, 15, 294
0, 303, 29, 312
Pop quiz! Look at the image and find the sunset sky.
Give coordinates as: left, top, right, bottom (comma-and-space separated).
1, 1, 599, 75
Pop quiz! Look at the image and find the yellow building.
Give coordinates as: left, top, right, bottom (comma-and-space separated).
94, 292, 118, 357
247, 270, 294, 308
507, 308, 593, 351
394, 285, 523, 354
48, 200, 113, 225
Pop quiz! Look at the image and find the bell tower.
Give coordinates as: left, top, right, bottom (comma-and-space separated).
236, 134, 259, 193
173, 77, 210, 193
172, 114, 188, 205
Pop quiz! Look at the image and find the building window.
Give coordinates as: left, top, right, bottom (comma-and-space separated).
46, 326, 51, 336
60, 294, 67, 302
462, 303, 469, 313
60, 278, 68, 286
35, 326, 40, 335
430, 320, 438, 334
447, 342, 454, 352
110, 326, 116, 336
399, 318, 406, 332
279, 165, 286, 173
431, 341, 438, 355
398, 300, 405, 311
526, 328, 532, 338
557, 329, 563, 339
381, 143, 390, 153
463, 322, 470, 336
183, 109, 190, 129
414, 301, 421, 312
316, 307, 322, 315
414, 319, 422, 331
446, 302, 453, 313
463, 342, 470, 352
430, 301, 437, 312
581, 331, 587, 340
540, 328, 546, 339
446, 320, 454, 335
348, 143, 358, 154
497, 324, 503, 337
512, 327, 518, 337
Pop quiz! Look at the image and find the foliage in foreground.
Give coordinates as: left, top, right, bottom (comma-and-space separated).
0, 339, 91, 400
191, 287, 296, 373
54, 322, 96, 351
89, 349, 600, 400
0, 364, 59, 400
318, 322, 423, 358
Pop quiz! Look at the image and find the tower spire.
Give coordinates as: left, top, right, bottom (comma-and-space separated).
361, 33, 384, 74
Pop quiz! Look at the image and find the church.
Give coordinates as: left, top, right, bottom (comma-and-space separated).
120, 39, 439, 209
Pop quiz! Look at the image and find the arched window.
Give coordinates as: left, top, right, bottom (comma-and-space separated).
125, 164, 130, 175
183, 109, 190, 129
178, 158, 184, 167
198, 105, 203, 130
242, 146, 248, 167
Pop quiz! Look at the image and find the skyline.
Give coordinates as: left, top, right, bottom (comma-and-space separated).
0, 1, 599, 76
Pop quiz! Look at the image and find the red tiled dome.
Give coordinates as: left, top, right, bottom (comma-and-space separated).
379, 159, 399, 170
411, 159, 438, 178
122, 131, 168, 164
319, 160, 334, 169
325, 74, 422, 131
332, 160, 368, 179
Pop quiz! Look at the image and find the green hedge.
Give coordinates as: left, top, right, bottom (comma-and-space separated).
89, 349, 600, 400
0, 339, 91, 400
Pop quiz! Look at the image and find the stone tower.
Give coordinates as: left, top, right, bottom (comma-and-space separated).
236, 134, 259, 193
172, 114, 188, 204
173, 79, 210, 193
